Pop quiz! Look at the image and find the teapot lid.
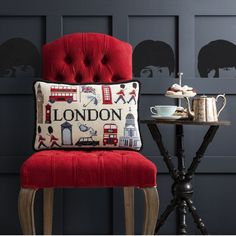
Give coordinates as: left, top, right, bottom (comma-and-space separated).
195, 95, 215, 100
194, 95, 207, 100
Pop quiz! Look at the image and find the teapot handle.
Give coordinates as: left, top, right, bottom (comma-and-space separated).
216, 94, 227, 116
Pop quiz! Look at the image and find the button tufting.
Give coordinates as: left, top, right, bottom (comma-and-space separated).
112, 75, 122, 82
75, 73, 83, 82
56, 74, 64, 81
64, 55, 73, 64
93, 75, 100, 82
84, 57, 91, 67
101, 55, 108, 65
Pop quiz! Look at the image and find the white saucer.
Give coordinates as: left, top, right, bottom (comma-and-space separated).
151, 115, 186, 120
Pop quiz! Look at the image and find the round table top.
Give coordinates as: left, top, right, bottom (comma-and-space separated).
140, 119, 231, 126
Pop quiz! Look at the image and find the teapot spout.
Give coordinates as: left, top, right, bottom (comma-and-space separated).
185, 97, 194, 118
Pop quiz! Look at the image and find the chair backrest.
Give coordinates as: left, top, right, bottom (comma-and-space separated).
42, 33, 132, 84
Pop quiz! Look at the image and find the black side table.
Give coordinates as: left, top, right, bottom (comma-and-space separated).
141, 119, 230, 235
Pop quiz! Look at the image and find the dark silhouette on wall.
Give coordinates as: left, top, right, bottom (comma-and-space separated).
0, 38, 40, 77
198, 39, 236, 78
133, 40, 175, 78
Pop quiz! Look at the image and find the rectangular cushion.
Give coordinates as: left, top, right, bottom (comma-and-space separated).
34, 80, 142, 151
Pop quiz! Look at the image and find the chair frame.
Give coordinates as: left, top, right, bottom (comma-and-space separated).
18, 186, 159, 235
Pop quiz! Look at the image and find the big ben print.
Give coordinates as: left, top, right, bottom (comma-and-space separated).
36, 83, 44, 123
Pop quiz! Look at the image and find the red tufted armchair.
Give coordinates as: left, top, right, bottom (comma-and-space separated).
18, 33, 159, 235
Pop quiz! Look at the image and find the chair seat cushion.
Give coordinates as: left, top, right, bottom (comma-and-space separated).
20, 150, 157, 188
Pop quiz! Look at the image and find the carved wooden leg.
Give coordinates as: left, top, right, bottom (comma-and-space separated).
18, 188, 37, 235
142, 187, 159, 235
43, 188, 54, 235
123, 187, 134, 235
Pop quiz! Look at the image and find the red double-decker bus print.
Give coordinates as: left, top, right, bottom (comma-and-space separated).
49, 86, 77, 103
103, 124, 118, 146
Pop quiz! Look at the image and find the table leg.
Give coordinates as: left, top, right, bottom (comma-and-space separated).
155, 198, 178, 234
176, 125, 188, 235
176, 125, 185, 181
147, 124, 179, 181
186, 126, 219, 181
178, 200, 188, 235
185, 199, 208, 235
147, 123, 219, 235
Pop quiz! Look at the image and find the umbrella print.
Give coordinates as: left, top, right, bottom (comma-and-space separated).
78, 123, 97, 136
79, 123, 90, 132
83, 95, 98, 107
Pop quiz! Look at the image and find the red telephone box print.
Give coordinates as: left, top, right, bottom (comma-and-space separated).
102, 85, 112, 104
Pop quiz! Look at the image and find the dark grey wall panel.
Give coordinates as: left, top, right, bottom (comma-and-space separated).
194, 174, 236, 234
129, 16, 177, 78
0, 0, 236, 234
0, 16, 45, 51
0, 175, 21, 234
63, 189, 112, 234
63, 16, 112, 35
0, 95, 34, 156
0, 16, 45, 77
195, 16, 236, 78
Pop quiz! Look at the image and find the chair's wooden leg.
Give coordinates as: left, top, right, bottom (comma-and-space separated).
18, 188, 37, 235
142, 187, 159, 235
123, 187, 134, 235
43, 188, 54, 235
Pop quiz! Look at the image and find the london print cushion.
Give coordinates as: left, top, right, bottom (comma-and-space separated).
34, 80, 142, 151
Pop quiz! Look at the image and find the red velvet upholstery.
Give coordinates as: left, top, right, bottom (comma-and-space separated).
20, 150, 156, 189
42, 33, 132, 83
20, 33, 157, 189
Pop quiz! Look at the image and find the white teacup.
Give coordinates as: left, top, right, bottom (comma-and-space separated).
150, 105, 177, 117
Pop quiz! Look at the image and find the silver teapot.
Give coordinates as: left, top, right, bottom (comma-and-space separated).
186, 94, 226, 122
